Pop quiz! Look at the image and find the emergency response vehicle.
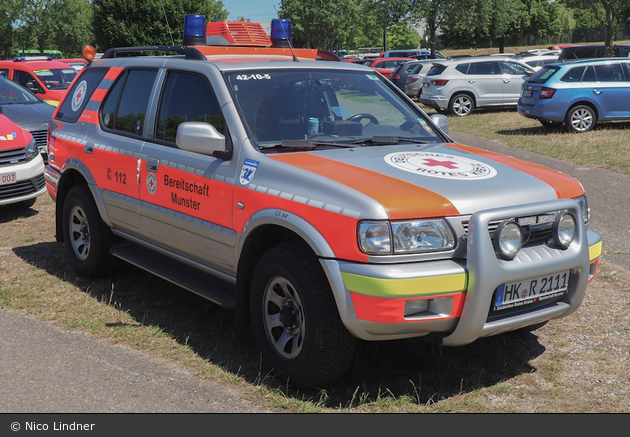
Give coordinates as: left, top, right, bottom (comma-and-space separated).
0, 113, 46, 209
0, 57, 78, 107
44, 16, 602, 388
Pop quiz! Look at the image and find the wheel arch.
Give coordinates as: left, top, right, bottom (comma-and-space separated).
234, 210, 336, 328
567, 101, 599, 119
55, 160, 112, 242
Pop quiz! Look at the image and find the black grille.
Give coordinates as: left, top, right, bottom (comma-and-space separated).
0, 174, 44, 200
462, 212, 559, 248
30, 129, 48, 148
0, 146, 27, 167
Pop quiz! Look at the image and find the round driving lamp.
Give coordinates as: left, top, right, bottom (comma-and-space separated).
493, 220, 523, 260
552, 212, 576, 250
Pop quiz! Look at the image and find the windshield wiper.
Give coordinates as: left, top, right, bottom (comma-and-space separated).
261, 139, 356, 150
352, 136, 431, 146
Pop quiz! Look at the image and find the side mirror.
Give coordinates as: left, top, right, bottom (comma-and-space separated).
176, 122, 226, 155
430, 113, 449, 134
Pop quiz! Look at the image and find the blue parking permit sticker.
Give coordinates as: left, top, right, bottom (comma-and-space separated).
240, 159, 259, 185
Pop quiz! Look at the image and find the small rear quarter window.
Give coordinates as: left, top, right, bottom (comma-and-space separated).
55, 67, 108, 123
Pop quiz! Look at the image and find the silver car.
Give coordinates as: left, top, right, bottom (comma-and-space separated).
419, 56, 535, 116
403, 61, 435, 99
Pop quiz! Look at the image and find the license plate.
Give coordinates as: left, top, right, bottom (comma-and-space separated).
0, 172, 17, 186
493, 270, 570, 312
522, 90, 532, 97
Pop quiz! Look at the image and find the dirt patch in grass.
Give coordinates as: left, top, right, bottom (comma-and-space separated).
1, 196, 629, 412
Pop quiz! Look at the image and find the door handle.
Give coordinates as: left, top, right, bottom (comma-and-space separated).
593, 89, 602, 95
146, 158, 159, 172
468, 80, 476, 84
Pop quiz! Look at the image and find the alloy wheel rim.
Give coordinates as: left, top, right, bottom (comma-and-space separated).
69, 205, 90, 261
262, 276, 305, 360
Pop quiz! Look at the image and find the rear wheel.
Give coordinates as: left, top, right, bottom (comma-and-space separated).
62, 185, 116, 277
449, 93, 475, 116
249, 243, 356, 388
565, 105, 596, 133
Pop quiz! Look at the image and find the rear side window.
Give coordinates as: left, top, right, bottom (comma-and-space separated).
56, 67, 109, 123
101, 69, 158, 136
560, 66, 585, 82
468, 61, 499, 75
527, 66, 559, 84
455, 63, 469, 74
582, 66, 596, 82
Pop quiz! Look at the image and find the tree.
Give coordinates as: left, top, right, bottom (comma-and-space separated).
364, 0, 413, 51
93, 0, 227, 51
560, 0, 626, 55
279, 0, 361, 51
409, 0, 448, 58
0, 0, 21, 59
388, 24, 420, 50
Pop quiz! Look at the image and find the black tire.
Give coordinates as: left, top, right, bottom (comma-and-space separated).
448, 93, 475, 116
62, 185, 115, 278
565, 105, 596, 133
249, 243, 356, 388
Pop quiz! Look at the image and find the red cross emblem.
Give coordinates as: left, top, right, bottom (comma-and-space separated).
422, 158, 459, 169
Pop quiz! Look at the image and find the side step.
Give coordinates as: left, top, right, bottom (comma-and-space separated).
110, 242, 237, 309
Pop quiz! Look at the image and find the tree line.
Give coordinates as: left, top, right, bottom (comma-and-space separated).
1, 0, 629, 60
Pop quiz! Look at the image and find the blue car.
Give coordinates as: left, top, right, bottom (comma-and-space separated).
517, 58, 630, 132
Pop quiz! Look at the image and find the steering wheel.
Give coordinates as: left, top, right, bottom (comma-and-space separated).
347, 113, 379, 125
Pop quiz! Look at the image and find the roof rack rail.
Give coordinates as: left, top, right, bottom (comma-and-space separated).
100, 46, 206, 60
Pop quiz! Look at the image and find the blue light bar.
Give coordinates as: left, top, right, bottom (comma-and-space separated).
183, 14, 206, 45
270, 19, 292, 48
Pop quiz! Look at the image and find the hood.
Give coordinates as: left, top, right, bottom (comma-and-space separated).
268, 142, 584, 220
0, 102, 54, 132
0, 114, 32, 151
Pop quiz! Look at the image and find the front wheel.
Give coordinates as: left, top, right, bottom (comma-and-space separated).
62, 185, 116, 277
449, 93, 475, 116
249, 243, 356, 388
565, 105, 596, 133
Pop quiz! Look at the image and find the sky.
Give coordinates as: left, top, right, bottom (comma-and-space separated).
222, 0, 282, 23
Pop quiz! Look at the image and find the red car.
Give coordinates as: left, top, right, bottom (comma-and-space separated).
362, 57, 413, 78
0, 58, 78, 107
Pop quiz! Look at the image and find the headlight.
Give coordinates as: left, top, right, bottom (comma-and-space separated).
573, 195, 590, 226
552, 212, 576, 250
493, 220, 523, 260
359, 219, 455, 255
25, 138, 39, 160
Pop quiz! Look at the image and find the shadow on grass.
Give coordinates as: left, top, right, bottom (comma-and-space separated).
14, 241, 546, 410
0, 205, 39, 224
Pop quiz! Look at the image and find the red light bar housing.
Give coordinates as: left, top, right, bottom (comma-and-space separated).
205, 21, 272, 46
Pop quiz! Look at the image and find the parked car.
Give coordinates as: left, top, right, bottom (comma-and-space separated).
404, 61, 436, 98
558, 44, 630, 61
520, 54, 560, 71
59, 58, 89, 70
518, 58, 630, 133
0, 113, 46, 209
381, 49, 429, 58
0, 75, 55, 162
0, 57, 78, 107
389, 60, 433, 90
362, 57, 413, 78
419, 56, 535, 116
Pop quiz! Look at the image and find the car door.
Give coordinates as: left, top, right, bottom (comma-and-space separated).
590, 62, 630, 119
466, 61, 502, 106
499, 61, 532, 105
138, 69, 237, 273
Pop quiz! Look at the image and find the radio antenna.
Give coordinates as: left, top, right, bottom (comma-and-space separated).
273, 6, 299, 62
159, 0, 175, 45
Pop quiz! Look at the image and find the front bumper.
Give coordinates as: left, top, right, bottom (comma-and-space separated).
323, 199, 602, 345
0, 156, 46, 206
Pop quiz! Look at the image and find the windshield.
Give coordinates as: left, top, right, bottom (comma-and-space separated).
33, 67, 78, 90
225, 68, 444, 149
0, 77, 41, 104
